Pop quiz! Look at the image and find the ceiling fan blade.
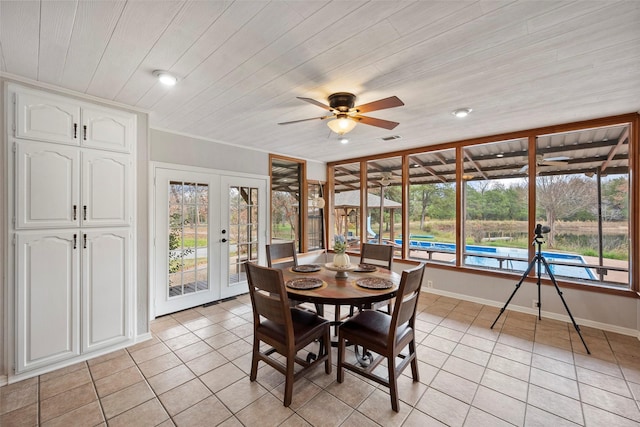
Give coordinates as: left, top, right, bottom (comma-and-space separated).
353, 115, 400, 130
297, 97, 332, 110
278, 115, 332, 125
354, 96, 404, 113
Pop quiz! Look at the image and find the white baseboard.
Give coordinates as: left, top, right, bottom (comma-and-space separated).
423, 287, 639, 339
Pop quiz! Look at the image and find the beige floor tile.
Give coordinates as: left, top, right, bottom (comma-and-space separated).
173, 395, 233, 427
452, 343, 491, 366
582, 403, 640, 427
0, 402, 38, 427
217, 339, 253, 360
402, 409, 447, 427
492, 342, 532, 365
531, 352, 576, 379
576, 365, 631, 397
422, 334, 457, 354
125, 336, 160, 353
579, 382, 640, 422
128, 341, 171, 364
155, 325, 191, 342
341, 410, 380, 427
431, 326, 465, 342
416, 345, 449, 368
138, 351, 183, 378
40, 362, 87, 382
486, 354, 530, 381
193, 324, 227, 340
108, 398, 169, 427
471, 385, 525, 425
530, 367, 579, 399
87, 349, 128, 366
296, 391, 353, 427
89, 352, 135, 380
442, 356, 485, 383
480, 368, 528, 402
100, 380, 154, 420
415, 387, 469, 427
200, 362, 245, 393
185, 349, 228, 376
0, 381, 37, 415
527, 384, 583, 425
278, 413, 312, 427
158, 378, 211, 416
325, 371, 375, 408
163, 332, 202, 351
40, 382, 97, 423
40, 366, 92, 400
464, 407, 514, 427
430, 370, 478, 404
204, 330, 240, 349
94, 365, 144, 398
216, 376, 269, 413
524, 405, 582, 427
181, 316, 214, 331
271, 377, 322, 410
41, 400, 104, 427
147, 364, 195, 395
174, 340, 214, 362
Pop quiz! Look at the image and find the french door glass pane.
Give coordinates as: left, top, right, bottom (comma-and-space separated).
168, 181, 209, 297
229, 186, 259, 284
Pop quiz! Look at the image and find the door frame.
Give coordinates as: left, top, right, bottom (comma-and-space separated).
149, 162, 269, 319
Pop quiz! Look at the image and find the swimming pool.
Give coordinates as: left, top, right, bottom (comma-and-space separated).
400, 240, 596, 280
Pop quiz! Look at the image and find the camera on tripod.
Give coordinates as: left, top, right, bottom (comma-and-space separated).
534, 223, 551, 243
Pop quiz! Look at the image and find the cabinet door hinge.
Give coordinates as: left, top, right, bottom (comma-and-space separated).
12, 142, 17, 153
12, 234, 16, 245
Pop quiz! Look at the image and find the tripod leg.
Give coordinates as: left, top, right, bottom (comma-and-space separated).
540, 257, 591, 354
491, 257, 538, 329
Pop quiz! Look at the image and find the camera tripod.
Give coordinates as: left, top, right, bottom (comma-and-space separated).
490, 225, 590, 354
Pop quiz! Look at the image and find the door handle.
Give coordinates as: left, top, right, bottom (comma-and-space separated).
221, 238, 227, 243
73, 205, 77, 220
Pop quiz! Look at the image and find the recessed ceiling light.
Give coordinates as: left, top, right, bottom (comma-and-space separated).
340, 138, 349, 144
496, 153, 504, 158
452, 108, 472, 118
153, 70, 178, 86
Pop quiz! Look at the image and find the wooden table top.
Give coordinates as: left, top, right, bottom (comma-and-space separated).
282, 264, 401, 306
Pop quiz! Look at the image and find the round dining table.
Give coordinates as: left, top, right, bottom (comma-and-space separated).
281, 263, 401, 310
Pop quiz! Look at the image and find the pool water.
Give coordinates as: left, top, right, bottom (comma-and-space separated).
400, 240, 596, 280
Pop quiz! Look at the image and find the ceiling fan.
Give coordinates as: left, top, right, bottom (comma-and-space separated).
278, 92, 404, 135
519, 155, 570, 173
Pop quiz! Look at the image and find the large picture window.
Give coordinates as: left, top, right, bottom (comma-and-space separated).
326, 114, 636, 293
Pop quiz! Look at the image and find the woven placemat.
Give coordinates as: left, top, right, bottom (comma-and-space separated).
356, 277, 393, 289
291, 264, 321, 273
354, 263, 377, 272
286, 278, 324, 290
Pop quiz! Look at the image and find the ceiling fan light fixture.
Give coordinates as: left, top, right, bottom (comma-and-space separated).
153, 70, 178, 86
327, 115, 357, 135
452, 108, 472, 118
339, 137, 349, 144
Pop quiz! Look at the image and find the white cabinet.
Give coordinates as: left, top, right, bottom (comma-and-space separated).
83, 106, 135, 152
16, 231, 80, 372
8, 84, 136, 376
15, 91, 81, 145
15, 141, 79, 229
82, 229, 130, 353
82, 151, 131, 227
14, 89, 135, 152
15, 140, 131, 229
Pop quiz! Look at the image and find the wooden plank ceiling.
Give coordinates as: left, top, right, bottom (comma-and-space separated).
1, 1, 639, 163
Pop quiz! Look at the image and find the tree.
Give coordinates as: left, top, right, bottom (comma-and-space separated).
536, 175, 596, 247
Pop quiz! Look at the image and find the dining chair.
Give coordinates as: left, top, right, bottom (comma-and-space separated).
267, 241, 323, 315
266, 241, 298, 270
245, 262, 332, 407
337, 262, 426, 412
360, 243, 395, 313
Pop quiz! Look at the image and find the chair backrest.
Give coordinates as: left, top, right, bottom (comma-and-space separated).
360, 243, 394, 270
390, 263, 426, 337
245, 262, 293, 334
266, 242, 298, 269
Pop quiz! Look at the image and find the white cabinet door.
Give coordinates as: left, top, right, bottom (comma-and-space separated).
16, 231, 80, 372
15, 141, 80, 229
15, 91, 81, 145
82, 107, 135, 153
82, 229, 130, 353
81, 151, 131, 227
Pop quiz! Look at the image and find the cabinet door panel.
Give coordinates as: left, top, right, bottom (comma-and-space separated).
82, 151, 130, 227
16, 92, 81, 145
16, 141, 80, 229
82, 107, 135, 152
16, 232, 80, 372
82, 230, 130, 353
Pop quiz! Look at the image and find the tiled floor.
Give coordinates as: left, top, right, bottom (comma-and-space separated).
3, 292, 640, 426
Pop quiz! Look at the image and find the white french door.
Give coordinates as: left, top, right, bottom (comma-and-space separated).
153, 166, 267, 316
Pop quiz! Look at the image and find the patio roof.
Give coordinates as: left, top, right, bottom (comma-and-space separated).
334, 190, 401, 209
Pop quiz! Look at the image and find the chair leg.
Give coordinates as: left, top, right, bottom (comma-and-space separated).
387, 357, 400, 412
337, 335, 346, 383
409, 340, 419, 382
249, 337, 260, 381
324, 328, 332, 374
284, 350, 295, 407
315, 303, 324, 317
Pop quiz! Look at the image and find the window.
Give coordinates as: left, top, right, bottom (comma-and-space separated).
535, 125, 629, 288
326, 114, 637, 293
270, 155, 304, 251
307, 181, 325, 251
408, 149, 457, 264
462, 140, 529, 272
